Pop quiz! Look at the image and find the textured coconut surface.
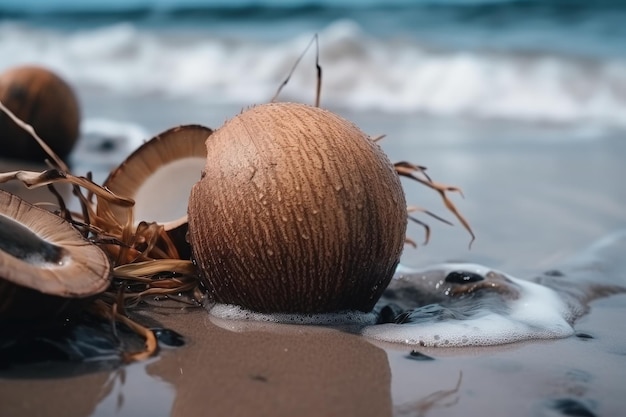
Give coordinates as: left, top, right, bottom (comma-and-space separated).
1, 94, 626, 417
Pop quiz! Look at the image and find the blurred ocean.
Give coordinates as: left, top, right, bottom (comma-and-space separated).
1, 0, 626, 133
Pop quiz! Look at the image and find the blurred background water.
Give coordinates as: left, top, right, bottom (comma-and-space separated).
1, 0, 625, 137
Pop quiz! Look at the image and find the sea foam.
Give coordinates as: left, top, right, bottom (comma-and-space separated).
362, 263, 574, 347
208, 303, 378, 326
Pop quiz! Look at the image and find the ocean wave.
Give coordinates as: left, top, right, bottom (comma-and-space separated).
1, 20, 625, 129
2, 0, 626, 16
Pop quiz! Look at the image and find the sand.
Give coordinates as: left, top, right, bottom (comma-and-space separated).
1, 95, 625, 417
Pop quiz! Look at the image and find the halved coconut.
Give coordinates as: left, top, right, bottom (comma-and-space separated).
98, 125, 212, 258
0, 189, 111, 321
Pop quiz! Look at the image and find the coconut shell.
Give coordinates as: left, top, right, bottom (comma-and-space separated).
188, 102, 407, 314
99, 125, 212, 260
0, 65, 80, 162
0, 189, 111, 323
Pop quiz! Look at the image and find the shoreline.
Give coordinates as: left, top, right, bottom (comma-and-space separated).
4, 290, 625, 417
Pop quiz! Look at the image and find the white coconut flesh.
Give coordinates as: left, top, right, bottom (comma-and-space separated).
101, 125, 212, 230
132, 157, 206, 226
0, 190, 110, 297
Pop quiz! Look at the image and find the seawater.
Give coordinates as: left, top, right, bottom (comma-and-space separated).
1, 0, 626, 132
207, 231, 626, 347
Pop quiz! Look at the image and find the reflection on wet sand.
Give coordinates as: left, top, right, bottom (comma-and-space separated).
0, 306, 393, 417
143, 307, 393, 417
0, 357, 176, 417
0, 370, 112, 417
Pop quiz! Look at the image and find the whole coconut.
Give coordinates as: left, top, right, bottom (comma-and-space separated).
0, 65, 80, 162
188, 102, 407, 314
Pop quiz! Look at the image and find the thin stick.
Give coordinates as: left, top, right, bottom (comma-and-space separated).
395, 163, 475, 246
415, 371, 463, 415
271, 34, 322, 107
0, 99, 68, 172
408, 215, 432, 245
395, 161, 432, 182
88, 299, 158, 362
74, 172, 94, 237
46, 183, 71, 221
397, 371, 463, 417
407, 205, 454, 226
0, 169, 134, 207
314, 34, 321, 107
0, 98, 134, 228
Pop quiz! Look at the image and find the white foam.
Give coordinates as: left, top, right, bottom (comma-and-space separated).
362, 263, 574, 347
208, 303, 378, 326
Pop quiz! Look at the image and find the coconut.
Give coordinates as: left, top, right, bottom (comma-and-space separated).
98, 125, 212, 259
188, 102, 407, 314
0, 189, 111, 322
0, 65, 80, 162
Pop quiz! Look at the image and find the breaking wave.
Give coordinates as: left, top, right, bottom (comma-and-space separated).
1, 19, 625, 129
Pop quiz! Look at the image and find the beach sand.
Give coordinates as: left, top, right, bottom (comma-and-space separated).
1, 95, 625, 417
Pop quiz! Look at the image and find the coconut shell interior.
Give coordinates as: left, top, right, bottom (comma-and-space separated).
0, 189, 111, 298
100, 124, 212, 231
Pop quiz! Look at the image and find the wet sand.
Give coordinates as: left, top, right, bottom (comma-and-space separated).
2, 293, 625, 417
1, 96, 626, 416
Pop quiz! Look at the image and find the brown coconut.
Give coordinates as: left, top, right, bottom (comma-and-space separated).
0, 65, 80, 162
188, 102, 407, 314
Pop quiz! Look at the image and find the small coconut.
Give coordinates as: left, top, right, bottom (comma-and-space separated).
98, 125, 212, 259
0, 189, 111, 322
188, 102, 407, 314
0, 65, 80, 162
